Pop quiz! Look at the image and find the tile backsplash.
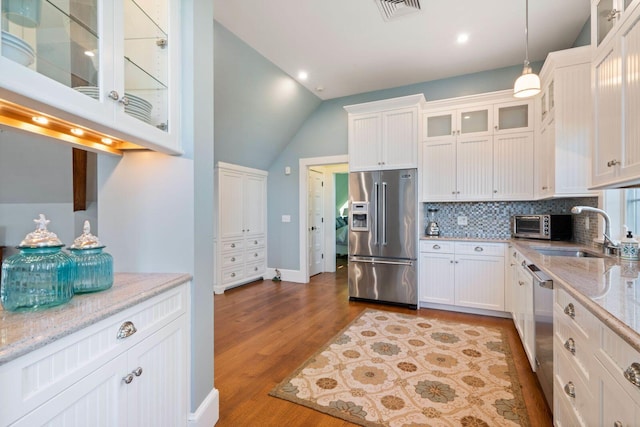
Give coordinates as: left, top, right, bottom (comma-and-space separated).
422, 197, 599, 245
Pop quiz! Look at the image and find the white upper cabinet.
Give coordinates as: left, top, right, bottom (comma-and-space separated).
0, 0, 181, 154
423, 105, 492, 140
592, 1, 640, 187
493, 100, 533, 133
592, 0, 637, 47
345, 94, 425, 171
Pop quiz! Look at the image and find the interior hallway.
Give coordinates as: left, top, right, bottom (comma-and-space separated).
213, 266, 552, 426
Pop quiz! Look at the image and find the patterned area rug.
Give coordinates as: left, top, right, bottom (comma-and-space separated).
270, 309, 530, 427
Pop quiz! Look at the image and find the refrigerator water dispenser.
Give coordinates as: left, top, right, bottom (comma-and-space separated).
351, 202, 369, 231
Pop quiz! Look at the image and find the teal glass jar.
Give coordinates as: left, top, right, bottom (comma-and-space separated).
69, 246, 113, 293
1, 245, 75, 311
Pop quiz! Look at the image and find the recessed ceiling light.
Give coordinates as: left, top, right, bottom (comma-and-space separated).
32, 116, 48, 125
70, 128, 84, 136
457, 33, 469, 44
101, 137, 113, 145
298, 71, 308, 81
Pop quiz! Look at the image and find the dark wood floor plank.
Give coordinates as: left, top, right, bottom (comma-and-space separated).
213, 264, 553, 426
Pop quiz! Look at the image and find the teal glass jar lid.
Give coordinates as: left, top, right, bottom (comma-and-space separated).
69, 220, 113, 293
1, 214, 74, 311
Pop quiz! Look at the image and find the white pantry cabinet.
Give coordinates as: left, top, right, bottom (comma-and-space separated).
592, 1, 640, 188
0, 0, 182, 154
419, 240, 506, 313
537, 47, 594, 198
420, 90, 534, 202
345, 94, 425, 171
214, 162, 268, 294
0, 283, 189, 427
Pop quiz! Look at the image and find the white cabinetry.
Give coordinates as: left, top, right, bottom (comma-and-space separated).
420, 91, 533, 201
419, 240, 505, 313
592, 1, 640, 187
215, 162, 268, 294
0, 0, 182, 154
345, 94, 425, 171
537, 47, 594, 198
512, 251, 535, 370
0, 284, 189, 427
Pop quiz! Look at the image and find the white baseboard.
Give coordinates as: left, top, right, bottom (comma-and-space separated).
419, 302, 511, 319
188, 388, 219, 427
266, 267, 307, 283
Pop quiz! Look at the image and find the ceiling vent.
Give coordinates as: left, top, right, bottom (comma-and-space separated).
376, 0, 421, 21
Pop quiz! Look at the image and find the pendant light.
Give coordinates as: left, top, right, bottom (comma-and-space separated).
513, 0, 540, 98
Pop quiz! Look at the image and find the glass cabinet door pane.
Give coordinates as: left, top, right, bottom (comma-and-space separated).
597, 0, 615, 45
498, 104, 528, 131
459, 109, 488, 134
426, 114, 452, 137
2, 0, 100, 91
123, 0, 168, 131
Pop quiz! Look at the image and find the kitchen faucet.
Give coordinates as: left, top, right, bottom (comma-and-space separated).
571, 206, 618, 255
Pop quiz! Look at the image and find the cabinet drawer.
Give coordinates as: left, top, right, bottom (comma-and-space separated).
554, 305, 591, 382
245, 236, 265, 248
245, 261, 265, 277
245, 248, 265, 262
0, 284, 188, 426
554, 288, 597, 340
454, 241, 505, 256
221, 251, 244, 268
597, 323, 640, 405
555, 345, 594, 425
221, 267, 244, 285
420, 240, 454, 253
221, 239, 244, 252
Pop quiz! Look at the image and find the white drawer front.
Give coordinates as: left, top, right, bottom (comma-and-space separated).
221, 239, 244, 252
221, 251, 244, 268
597, 324, 640, 404
455, 241, 505, 256
555, 345, 594, 426
554, 288, 597, 340
0, 284, 188, 426
245, 248, 265, 263
222, 267, 244, 285
245, 236, 265, 248
554, 306, 591, 382
245, 261, 265, 277
419, 240, 454, 253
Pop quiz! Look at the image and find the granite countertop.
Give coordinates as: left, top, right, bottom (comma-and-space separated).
0, 272, 192, 366
510, 239, 640, 353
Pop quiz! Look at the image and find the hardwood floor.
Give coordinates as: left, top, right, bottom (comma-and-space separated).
213, 262, 553, 426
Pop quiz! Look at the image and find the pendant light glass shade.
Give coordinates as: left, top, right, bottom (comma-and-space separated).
513, 0, 540, 98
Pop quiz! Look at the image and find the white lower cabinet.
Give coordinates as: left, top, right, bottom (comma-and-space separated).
0, 284, 189, 427
419, 240, 505, 312
513, 258, 535, 370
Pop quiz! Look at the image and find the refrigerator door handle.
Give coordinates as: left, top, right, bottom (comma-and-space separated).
374, 182, 379, 245
349, 257, 414, 267
382, 181, 387, 246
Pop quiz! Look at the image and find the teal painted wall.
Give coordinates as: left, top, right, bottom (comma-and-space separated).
214, 22, 322, 171
335, 173, 348, 217
573, 17, 591, 47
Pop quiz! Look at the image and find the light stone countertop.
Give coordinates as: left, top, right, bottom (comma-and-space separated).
0, 272, 192, 365
420, 236, 510, 243
509, 239, 640, 353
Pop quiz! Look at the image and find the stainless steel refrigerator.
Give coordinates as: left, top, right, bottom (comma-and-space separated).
348, 169, 417, 308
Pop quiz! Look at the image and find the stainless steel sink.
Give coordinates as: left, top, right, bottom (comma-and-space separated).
534, 248, 604, 258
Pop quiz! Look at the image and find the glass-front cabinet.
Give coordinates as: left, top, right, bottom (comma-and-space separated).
592, 0, 637, 47
0, 0, 181, 154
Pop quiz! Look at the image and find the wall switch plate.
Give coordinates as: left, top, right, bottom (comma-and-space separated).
282, 215, 291, 223
457, 215, 468, 226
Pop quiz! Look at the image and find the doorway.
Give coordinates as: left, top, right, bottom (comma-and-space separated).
298, 155, 348, 283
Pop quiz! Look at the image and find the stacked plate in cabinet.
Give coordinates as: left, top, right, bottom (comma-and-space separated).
73, 86, 153, 124
1, 30, 35, 67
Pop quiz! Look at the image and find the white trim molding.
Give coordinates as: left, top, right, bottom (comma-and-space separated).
187, 388, 219, 427
265, 267, 306, 283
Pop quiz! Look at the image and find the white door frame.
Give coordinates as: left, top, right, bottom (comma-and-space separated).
299, 155, 349, 283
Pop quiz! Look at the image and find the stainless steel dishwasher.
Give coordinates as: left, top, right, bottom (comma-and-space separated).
526, 263, 554, 411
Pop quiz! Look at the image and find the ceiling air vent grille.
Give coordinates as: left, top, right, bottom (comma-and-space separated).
376, 0, 421, 21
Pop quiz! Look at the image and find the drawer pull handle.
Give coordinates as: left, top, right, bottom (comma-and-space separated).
231, 243, 236, 248
521, 260, 527, 267
564, 381, 576, 398
254, 253, 259, 257
614, 421, 623, 427
123, 373, 134, 384
518, 280, 525, 286
433, 244, 441, 250
117, 321, 137, 340
133, 367, 143, 377
564, 338, 576, 355
254, 240, 258, 245
254, 267, 258, 271
564, 303, 575, 319
231, 272, 236, 278
474, 246, 483, 252
624, 362, 640, 387
231, 257, 236, 262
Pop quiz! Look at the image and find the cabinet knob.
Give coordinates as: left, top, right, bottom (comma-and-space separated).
231, 257, 236, 262
494, 125, 498, 131
456, 130, 460, 135
108, 90, 120, 101
433, 244, 441, 250
493, 190, 498, 193
450, 260, 454, 264
474, 246, 483, 252
564, 338, 576, 355
452, 191, 456, 195
254, 266, 258, 271
254, 253, 258, 257
116, 321, 137, 340
607, 8, 620, 22
518, 280, 525, 286
563, 381, 576, 398
231, 243, 236, 248
614, 421, 624, 427
132, 367, 143, 377
231, 272, 236, 278
607, 159, 620, 167
564, 303, 576, 319
254, 240, 258, 245
542, 186, 548, 190
123, 374, 134, 384
623, 362, 640, 387
119, 96, 130, 106
455, 260, 459, 264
